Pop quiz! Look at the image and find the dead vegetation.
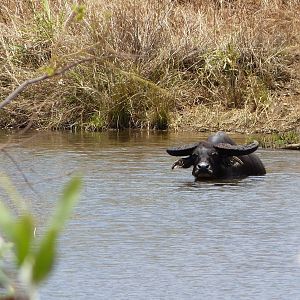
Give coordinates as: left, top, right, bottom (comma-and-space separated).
0, 0, 299, 132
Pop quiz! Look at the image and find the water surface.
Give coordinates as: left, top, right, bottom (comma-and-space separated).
1, 130, 300, 299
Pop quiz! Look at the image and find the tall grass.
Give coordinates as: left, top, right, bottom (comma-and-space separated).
0, 0, 299, 131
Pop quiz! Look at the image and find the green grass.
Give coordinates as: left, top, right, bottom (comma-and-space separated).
254, 131, 300, 148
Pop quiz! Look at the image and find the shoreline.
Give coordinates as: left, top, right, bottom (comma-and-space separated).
1, 99, 299, 134
1, 0, 299, 140
0, 117, 299, 150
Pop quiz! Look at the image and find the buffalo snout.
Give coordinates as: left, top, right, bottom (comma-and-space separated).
192, 162, 213, 178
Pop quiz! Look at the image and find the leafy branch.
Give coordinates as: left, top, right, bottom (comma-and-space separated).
0, 176, 81, 299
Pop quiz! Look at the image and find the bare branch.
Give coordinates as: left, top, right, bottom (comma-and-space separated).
0, 57, 96, 109
1, 148, 41, 197
282, 143, 300, 150
0, 74, 48, 109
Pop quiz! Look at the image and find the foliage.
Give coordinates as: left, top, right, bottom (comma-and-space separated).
0, 0, 300, 132
254, 131, 300, 148
0, 176, 81, 299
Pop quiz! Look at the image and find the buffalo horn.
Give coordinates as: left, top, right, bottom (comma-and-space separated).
214, 141, 259, 156
232, 156, 244, 165
166, 142, 199, 156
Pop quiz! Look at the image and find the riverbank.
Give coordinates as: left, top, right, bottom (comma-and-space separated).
1, 0, 300, 133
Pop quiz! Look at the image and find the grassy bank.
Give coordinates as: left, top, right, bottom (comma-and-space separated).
0, 0, 300, 132
250, 130, 300, 148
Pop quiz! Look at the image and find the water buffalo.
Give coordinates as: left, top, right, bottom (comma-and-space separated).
166, 131, 266, 180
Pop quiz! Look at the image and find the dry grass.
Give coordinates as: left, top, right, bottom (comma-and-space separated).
0, 0, 300, 132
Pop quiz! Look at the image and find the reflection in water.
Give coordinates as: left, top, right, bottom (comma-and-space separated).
184, 178, 245, 187
1, 130, 300, 300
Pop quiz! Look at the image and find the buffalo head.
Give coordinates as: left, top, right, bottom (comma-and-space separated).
166, 132, 265, 180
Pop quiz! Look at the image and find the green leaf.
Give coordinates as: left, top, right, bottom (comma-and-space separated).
32, 177, 81, 284
73, 4, 86, 21
32, 229, 56, 284
41, 0, 51, 21
0, 174, 25, 212
12, 215, 34, 266
0, 202, 34, 266
0, 201, 14, 237
51, 176, 81, 232
44, 66, 55, 76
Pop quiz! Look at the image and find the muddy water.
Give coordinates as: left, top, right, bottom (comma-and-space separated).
1, 130, 300, 299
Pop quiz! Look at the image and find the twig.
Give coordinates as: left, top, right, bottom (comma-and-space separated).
0, 53, 150, 110
0, 57, 96, 109
281, 143, 300, 150
0, 74, 48, 109
1, 148, 40, 197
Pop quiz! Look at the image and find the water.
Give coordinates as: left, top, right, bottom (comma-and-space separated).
1, 130, 300, 299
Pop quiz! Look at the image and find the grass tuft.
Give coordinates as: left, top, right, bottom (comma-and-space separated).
0, 0, 300, 132
253, 131, 300, 148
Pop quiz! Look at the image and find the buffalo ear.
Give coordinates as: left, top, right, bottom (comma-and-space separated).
214, 141, 259, 156
166, 142, 199, 156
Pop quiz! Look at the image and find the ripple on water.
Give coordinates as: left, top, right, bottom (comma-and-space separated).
1, 131, 300, 300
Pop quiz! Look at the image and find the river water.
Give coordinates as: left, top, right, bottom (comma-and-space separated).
1, 130, 300, 299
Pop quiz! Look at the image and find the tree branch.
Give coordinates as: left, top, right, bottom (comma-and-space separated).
282, 143, 300, 150
1, 148, 40, 197
0, 57, 95, 109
